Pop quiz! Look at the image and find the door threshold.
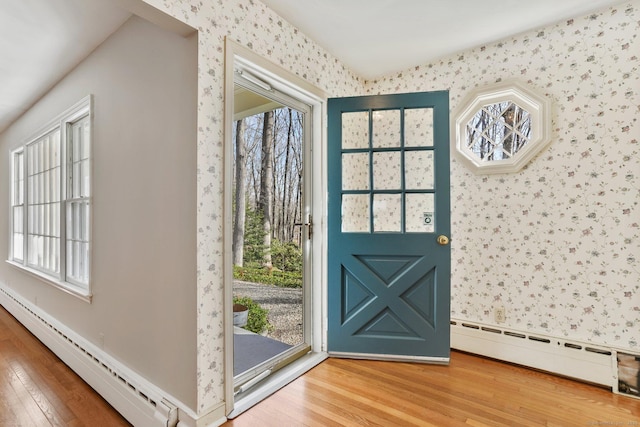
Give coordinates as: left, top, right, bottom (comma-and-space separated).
228, 351, 328, 419
329, 351, 450, 364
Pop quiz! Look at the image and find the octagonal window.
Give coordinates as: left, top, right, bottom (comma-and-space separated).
454, 81, 551, 174
467, 101, 532, 160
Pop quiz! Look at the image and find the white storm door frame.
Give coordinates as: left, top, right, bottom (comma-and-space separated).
223, 38, 328, 417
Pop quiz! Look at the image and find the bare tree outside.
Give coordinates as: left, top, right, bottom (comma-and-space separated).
258, 111, 274, 268
231, 104, 305, 278
233, 119, 246, 267
232, 98, 306, 349
466, 101, 532, 161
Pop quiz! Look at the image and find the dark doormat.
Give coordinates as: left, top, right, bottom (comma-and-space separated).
234, 333, 292, 376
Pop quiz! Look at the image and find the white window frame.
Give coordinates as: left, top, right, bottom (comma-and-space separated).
452, 80, 552, 174
10, 148, 25, 263
7, 95, 93, 301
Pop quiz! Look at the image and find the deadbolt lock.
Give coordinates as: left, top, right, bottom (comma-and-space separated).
294, 214, 313, 240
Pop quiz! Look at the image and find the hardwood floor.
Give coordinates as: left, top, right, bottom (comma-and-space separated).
226, 352, 640, 426
1, 301, 638, 427
0, 306, 130, 427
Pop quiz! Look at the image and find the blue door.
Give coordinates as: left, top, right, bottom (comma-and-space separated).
328, 91, 451, 361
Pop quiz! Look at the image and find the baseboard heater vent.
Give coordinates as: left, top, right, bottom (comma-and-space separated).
0, 286, 179, 427
450, 318, 618, 390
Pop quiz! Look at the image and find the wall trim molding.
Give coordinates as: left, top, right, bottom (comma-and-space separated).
451, 318, 615, 388
0, 283, 227, 427
2, 281, 632, 426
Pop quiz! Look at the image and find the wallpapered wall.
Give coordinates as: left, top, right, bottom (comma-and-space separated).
144, 0, 363, 413
144, 0, 638, 413
367, 1, 639, 351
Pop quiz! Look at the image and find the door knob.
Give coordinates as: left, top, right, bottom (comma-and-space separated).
437, 235, 450, 245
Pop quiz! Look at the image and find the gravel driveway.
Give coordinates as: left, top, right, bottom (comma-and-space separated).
233, 280, 303, 346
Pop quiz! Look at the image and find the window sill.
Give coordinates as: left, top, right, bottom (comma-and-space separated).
5, 260, 92, 303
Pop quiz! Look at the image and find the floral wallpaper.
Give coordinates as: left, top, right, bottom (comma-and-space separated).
342, 152, 369, 190
341, 108, 437, 234
367, 1, 640, 351
140, 0, 638, 416
405, 108, 434, 147
342, 194, 370, 233
341, 111, 369, 149
142, 0, 363, 414
373, 151, 401, 189
405, 151, 434, 189
372, 109, 401, 147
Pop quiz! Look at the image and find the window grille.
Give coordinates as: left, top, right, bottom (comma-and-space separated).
8, 96, 92, 298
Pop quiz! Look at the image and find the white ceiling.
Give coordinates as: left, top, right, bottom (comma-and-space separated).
0, 0, 130, 133
261, 0, 627, 79
0, 0, 627, 133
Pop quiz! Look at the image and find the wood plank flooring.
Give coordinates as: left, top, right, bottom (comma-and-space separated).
0, 306, 130, 427
1, 301, 638, 427
226, 352, 640, 426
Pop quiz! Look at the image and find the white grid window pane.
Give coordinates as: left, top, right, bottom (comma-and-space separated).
69, 116, 91, 199
9, 96, 92, 293
11, 151, 25, 262
14, 152, 24, 205
66, 114, 91, 286
12, 234, 24, 261
12, 207, 23, 233
25, 131, 61, 275
66, 201, 90, 284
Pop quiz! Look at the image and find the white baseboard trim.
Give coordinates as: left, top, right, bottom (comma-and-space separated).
451, 318, 615, 387
3, 281, 630, 427
0, 283, 225, 426
177, 402, 226, 427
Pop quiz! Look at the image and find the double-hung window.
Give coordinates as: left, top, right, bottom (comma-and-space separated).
8, 96, 92, 300
10, 150, 25, 262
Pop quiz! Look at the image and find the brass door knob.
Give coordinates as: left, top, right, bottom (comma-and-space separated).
437, 235, 450, 245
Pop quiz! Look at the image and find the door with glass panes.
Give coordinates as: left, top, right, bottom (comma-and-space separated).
327, 91, 451, 361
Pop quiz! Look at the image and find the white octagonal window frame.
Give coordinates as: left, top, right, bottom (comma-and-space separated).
453, 80, 552, 174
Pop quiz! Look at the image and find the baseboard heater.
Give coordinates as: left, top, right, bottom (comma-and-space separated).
0, 285, 184, 426
450, 318, 635, 397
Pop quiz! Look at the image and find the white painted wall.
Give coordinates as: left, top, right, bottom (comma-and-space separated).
0, 15, 198, 409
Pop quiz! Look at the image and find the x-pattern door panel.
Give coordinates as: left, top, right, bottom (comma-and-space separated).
342, 253, 436, 338
328, 91, 450, 361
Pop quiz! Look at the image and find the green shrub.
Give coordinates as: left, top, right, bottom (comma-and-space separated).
233, 296, 272, 334
234, 265, 302, 288
271, 239, 302, 272
243, 207, 266, 265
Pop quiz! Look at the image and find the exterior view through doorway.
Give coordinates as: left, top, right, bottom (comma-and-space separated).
224, 39, 452, 419
224, 39, 327, 419
231, 77, 311, 386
